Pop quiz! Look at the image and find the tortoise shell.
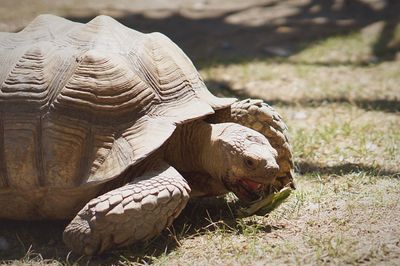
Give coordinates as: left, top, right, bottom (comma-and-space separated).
0, 14, 235, 192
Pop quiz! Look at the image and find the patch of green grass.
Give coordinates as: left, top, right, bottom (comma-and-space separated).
280, 104, 400, 173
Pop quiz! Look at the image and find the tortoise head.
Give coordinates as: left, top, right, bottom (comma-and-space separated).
208, 123, 279, 203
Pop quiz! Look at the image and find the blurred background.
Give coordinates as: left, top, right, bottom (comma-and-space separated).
1, 0, 399, 63
0, 1, 399, 265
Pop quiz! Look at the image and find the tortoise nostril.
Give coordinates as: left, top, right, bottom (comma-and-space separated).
265, 162, 279, 176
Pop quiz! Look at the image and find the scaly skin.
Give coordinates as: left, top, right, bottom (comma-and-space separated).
63, 160, 190, 255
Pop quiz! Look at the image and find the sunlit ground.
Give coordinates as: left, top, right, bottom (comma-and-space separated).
0, 0, 399, 265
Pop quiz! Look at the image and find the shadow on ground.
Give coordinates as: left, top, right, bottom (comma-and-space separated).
63, 0, 399, 67
0, 198, 274, 265
205, 79, 400, 113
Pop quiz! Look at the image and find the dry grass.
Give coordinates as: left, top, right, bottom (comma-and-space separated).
1, 1, 400, 265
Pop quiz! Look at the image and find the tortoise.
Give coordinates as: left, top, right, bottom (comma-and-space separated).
0, 15, 294, 255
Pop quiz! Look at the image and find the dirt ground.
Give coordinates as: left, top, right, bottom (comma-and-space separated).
0, 0, 399, 265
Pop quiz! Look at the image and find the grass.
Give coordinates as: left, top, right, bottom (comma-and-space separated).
1, 3, 400, 266
187, 26, 400, 265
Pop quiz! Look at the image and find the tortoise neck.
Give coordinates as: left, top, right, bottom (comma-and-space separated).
164, 120, 221, 176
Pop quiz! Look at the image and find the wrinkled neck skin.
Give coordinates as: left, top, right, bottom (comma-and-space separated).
164, 120, 225, 182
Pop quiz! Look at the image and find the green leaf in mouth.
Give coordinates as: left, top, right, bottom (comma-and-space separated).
235, 187, 292, 217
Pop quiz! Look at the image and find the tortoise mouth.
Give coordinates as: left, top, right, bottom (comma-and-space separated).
229, 178, 269, 203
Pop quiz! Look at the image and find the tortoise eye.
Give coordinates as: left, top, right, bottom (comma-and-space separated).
244, 158, 257, 169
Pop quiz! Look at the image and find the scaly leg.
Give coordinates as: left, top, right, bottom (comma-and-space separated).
63, 160, 190, 255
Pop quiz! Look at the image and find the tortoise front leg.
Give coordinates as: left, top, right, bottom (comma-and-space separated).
63, 161, 190, 255
209, 99, 295, 190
